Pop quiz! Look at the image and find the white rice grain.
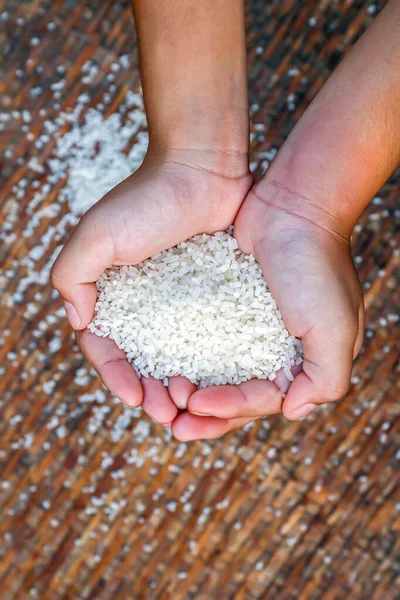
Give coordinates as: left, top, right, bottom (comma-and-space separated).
89, 231, 302, 387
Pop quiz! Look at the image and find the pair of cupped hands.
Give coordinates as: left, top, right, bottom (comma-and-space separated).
51, 147, 364, 441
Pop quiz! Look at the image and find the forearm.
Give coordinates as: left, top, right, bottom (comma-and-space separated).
132, 0, 249, 176
262, 0, 400, 235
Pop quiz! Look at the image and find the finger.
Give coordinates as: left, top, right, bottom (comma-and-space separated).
171, 412, 256, 441
51, 210, 115, 330
168, 376, 197, 409
76, 329, 143, 408
187, 378, 282, 419
141, 377, 178, 425
274, 363, 303, 394
282, 320, 357, 420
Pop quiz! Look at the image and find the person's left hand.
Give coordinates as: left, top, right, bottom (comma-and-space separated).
51, 149, 257, 426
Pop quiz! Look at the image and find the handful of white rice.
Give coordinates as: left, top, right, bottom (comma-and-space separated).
88, 231, 302, 387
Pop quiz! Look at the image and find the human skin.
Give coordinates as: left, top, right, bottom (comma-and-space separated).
180, 0, 400, 439
52, 0, 258, 426
51, 0, 400, 440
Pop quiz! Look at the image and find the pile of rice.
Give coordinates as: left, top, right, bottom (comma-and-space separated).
88, 231, 302, 387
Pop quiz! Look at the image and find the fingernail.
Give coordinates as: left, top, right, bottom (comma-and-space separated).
64, 301, 82, 330
289, 403, 316, 420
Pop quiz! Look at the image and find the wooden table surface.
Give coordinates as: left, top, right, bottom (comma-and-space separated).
0, 1, 399, 599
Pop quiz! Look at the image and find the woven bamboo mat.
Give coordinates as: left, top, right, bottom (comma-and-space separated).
0, 1, 399, 598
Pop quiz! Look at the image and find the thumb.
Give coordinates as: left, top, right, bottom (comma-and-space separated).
51, 210, 115, 329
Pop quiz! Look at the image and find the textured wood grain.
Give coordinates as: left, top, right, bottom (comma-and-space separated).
0, 1, 399, 599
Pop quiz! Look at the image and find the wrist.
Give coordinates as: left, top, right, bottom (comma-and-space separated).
255, 177, 351, 240
144, 63, 249, 179
246, 167, 353, 254
146, 104, 250, 180
255, 131, 369, 241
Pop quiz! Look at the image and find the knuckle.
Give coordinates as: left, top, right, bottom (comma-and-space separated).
50, 262, 63, 291
325, 380, 350, 402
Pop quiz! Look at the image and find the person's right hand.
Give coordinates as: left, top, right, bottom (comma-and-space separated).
51, 149, 254, 426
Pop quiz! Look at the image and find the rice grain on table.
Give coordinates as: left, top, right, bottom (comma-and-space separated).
89, 231, 302, 387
